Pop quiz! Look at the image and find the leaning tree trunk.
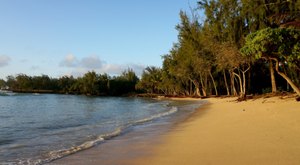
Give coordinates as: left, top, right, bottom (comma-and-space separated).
233, 71, 244, 98
189, 79, 193, 97
209, 71, 218, 96
272, 58, 300, 96
269, 59, 277, 93
190, 79, 201, 97
204, 73, 208, 95
230, 70, 238, 96
241, 64, 250, 99
242, 70, 247, 99
223, 70, 230, 96
200, 75, 207, 97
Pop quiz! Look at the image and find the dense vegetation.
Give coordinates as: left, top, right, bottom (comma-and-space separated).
1, 0, 299, 98
1, 69, 139, 96
137, 0, 300, 98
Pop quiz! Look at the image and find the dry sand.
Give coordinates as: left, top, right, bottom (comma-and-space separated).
132, 96, 300, 165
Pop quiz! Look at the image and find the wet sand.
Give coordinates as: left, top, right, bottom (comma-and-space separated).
49, 96, 300, 165
47, 120, 171, 165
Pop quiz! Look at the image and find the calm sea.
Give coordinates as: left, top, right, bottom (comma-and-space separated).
0, 93, 203, 164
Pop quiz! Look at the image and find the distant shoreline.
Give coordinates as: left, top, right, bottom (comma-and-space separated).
5, 89, 300, 101
11, 89, 56, 94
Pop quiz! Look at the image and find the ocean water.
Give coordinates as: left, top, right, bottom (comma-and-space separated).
0, 94, 203, 164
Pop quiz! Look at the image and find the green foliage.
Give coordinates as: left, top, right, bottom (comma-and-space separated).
137, 66, 163, 94
5, 69, 140, 96
241, 27, 300, 63
0, 79, 6, 88
57, 76, 76, 93
109, 69, 139, 95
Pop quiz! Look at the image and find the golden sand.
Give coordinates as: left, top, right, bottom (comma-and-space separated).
133, 96, 300, 165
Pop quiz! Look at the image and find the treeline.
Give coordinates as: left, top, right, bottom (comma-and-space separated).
1, 69, 139, 96
137, 0, 300, 98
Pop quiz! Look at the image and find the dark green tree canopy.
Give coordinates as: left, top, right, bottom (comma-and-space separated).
241, 27, 300, 64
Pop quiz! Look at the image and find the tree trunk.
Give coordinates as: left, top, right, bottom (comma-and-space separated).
233, 71, 244, 98
209, 71, 218, 96
248, 70, 251, 95
242, 65, 250, 99
200, 75, 207, 97
189, 79, 193, 96
271, 58, 300, 96
190, 79, 201, 97
223, 70, 230, 96
283, 66, 291, 92
242, 71, 247, 99
269, 60, 277, 93
196, 87, 201, 97
230, 70, 237, 96
204, 74, 208, 95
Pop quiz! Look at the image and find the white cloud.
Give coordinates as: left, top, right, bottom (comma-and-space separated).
60, 54, 145, 77
102, 64, 123, 74
80, 56, 103, 69
128, 63, 145, 76
98, 63, 145, 76
59, 54, 78, 67
0, 55, 11, 67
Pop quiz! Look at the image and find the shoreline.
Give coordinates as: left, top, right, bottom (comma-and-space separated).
47, 98, 204, 165
48, 96, 300, 165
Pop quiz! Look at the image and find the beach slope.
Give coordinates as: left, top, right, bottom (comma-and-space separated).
133, 96, 300, 165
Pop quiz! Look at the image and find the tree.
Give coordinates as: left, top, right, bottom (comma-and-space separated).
32, 75, 52, 90
137, 66, 162, 94
241, 0, 300, 93
198, 0, 300, 96
15, 74, 32, 90
120, 68, 139, 84
81, 71, 99, 95
98, 73, 110, 95
0, 79, 6, 89
241, 27, 300, 96
58, 76, 76, 94
198, 0, 254, 98
110, 69, 139, 95
215, 42, 252, 97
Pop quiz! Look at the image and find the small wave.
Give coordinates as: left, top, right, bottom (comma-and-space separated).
20, 106, 178, 165
133, 106, 178, 125
31, 128, 123, 165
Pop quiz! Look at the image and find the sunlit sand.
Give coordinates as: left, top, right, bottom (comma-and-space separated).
132, 96, 300, 165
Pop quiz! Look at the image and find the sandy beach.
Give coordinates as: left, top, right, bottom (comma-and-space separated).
49, 96, 300, 165
132, 96, 300, 165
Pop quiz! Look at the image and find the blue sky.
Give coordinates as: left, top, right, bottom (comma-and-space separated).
0, 0, 199, 79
